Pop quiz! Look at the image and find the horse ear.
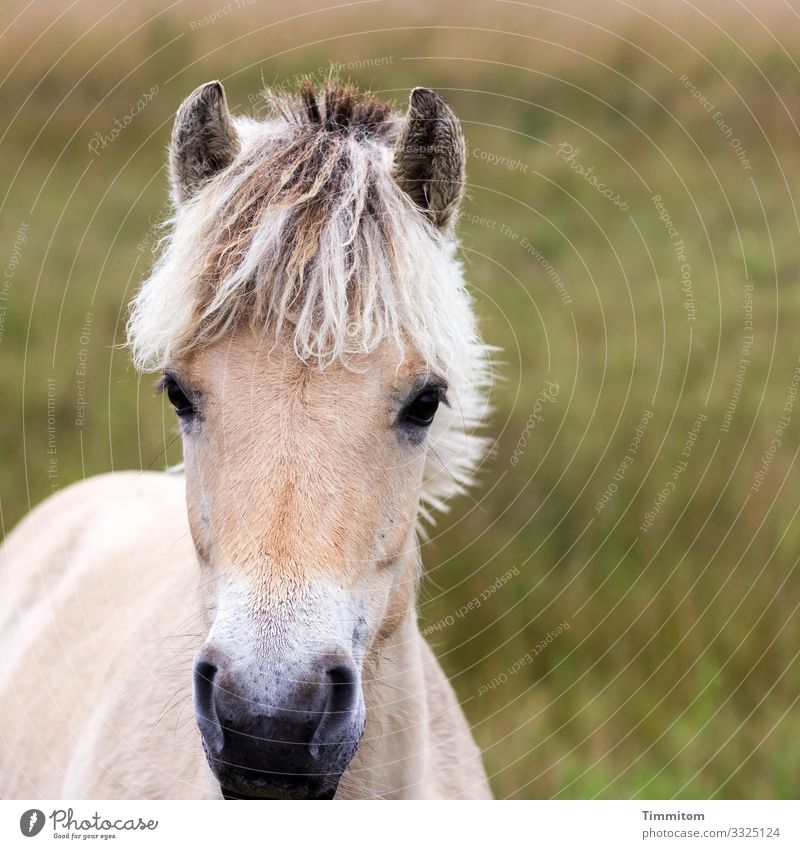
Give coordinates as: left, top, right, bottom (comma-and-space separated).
169, 81, 240, 204
392, 87, 466, 230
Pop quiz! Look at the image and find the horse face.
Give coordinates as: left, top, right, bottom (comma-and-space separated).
169, 327, 441, 799
132, 78, 478, 800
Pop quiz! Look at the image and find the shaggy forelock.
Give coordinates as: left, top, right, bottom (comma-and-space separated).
127, 81, 491, 516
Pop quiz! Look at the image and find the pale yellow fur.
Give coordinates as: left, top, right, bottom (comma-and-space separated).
0, 470, 490, 798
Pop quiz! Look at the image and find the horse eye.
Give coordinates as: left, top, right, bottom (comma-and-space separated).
162, 375, 195, 419
404, 390, 440, 427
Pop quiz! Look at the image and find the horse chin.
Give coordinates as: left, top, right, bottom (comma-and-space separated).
220, 784, 337, 800
206, 744, 346, 800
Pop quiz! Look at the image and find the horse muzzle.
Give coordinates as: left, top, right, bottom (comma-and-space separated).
193, 652, 366, 800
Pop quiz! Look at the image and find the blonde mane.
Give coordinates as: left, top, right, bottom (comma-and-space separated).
127, 81, 492, 517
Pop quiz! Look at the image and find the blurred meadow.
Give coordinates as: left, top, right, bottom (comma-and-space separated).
2, 0, 800, 798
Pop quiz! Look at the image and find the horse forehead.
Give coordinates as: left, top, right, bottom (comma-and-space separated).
215, 357, 386, 428
190, 329, 425, 403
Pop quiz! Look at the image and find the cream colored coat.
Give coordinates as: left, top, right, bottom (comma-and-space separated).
0, 472, 491, 799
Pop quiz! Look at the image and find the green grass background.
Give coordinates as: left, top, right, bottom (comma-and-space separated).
2, 0, 800, 798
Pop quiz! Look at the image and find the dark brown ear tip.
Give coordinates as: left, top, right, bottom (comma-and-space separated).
187, 80, 225, 107
410, 86, 447, 108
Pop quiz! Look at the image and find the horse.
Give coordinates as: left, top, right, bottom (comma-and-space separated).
0, 79, 493, 800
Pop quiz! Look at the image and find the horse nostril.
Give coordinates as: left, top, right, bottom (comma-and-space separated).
309, 662, 360, 757
194, 659, 218, 701
326, 663, 357, 710
193, 658, 222, 752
